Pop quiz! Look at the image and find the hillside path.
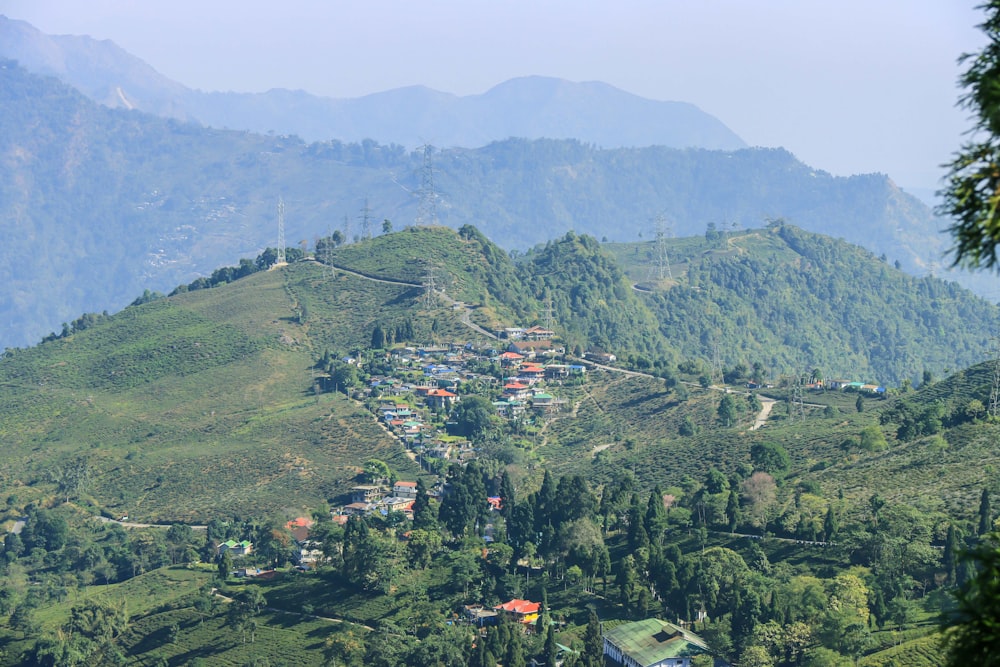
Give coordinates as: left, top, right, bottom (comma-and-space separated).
751, 395, 777, 431
95, 516, 207, 531
211, 587, 375, 630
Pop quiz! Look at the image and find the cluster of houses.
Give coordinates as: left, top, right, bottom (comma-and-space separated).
338, 479, 421, 520
349, 330, 588, 468
745, 378, 886, 395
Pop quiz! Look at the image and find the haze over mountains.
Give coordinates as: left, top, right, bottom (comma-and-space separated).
0, 16, 994, 351
0, 15, 745, 151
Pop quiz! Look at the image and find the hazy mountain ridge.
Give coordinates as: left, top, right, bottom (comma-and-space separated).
0, 15, 746, 151
0, 59, 982, 348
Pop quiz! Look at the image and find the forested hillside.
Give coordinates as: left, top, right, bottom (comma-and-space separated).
0, 60, 972, 349
622, 223, 998, 385
0, 224, 998, 665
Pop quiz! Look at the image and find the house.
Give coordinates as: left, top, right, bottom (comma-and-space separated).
495, 599, 541, 626
499, 351, 525, 367
425, 388, 460, 410
343, 502, 373, 516
379, 496, 413, 513
351, 485, 383, 504
523, 325, 555, 340
603, 618, 721, 667
544, 364, 570, 379
586, 351, 617, 363
503, 382, 531, 400
218, 539, 253, 557
463, 604, 499, 626
508, 340, 560, 357
393, 480, 418, 499
285, 517, 314, 543
531, 392, 557, 412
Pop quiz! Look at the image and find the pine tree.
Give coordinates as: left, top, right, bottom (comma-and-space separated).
979, 488, 993, 536
823, 505, 838, 542
582, 610, 603, 667
505, 625, 526, 667
726, 490, 740, 532
543, 622, 558, 667
412, 478, 437, 530
499, 470, 516, 526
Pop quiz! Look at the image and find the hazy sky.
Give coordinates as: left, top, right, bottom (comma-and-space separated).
1, 0, 985, 192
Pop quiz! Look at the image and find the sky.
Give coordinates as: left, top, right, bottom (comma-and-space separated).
0, 0, 986, 193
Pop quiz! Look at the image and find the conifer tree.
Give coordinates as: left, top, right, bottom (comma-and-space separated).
412, 478, 436, 530
582, 610, 603, 667
979, 488, 993, 536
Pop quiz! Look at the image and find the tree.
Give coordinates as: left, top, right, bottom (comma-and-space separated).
859, 425, 888, 452
543, 622, 558, 667
750, 442, 790, 476
382, 219, 393, 234
980, 488, 993, 536
717, 393, 740, 427
450, 395, 497, 440
581, 610, 603, 667
940, 2, 1000, 270
943, 532, 1000, 664
412, 478, 437, 530
217, 550, 232, 580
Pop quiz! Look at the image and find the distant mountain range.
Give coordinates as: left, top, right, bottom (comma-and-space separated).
0, 58, 986, 349
0, 15, 746, 151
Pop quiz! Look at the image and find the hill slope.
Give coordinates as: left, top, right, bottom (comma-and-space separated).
0, 60, 969, 349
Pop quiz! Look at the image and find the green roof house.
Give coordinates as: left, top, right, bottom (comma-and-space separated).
603, 618, 721, 667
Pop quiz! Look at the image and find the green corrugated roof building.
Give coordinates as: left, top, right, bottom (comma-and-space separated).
603, 618, 718, 667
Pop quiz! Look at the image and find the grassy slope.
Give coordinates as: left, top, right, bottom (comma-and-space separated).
0, 262, 421, 522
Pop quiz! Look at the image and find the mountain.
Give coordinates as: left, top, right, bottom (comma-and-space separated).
0, 225, 994, 522
1, 59, 975, 349
0, 15, 746, 151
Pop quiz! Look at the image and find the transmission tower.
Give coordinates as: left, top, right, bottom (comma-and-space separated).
324, 226, 335, 278
416, 144, 438, 226
359, 196, 373, 240
655, 214, 672, 280
276, 197, 287, 265
542, 296, 556, 331
789, 368, 806, 422
712, 340, 723, 386
990, 336, 1000, 418
422, 266, 437, 310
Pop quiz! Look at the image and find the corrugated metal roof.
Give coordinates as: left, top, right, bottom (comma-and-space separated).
604, 619, 709, 666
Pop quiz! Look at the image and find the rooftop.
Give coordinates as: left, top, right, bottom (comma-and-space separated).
603, 619, 710, 665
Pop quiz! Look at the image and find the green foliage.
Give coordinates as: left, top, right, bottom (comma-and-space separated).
750, 442, 790, 476
631, 225, 997, 385
942, 532, 1000, 665
940, 2, 1000, 270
